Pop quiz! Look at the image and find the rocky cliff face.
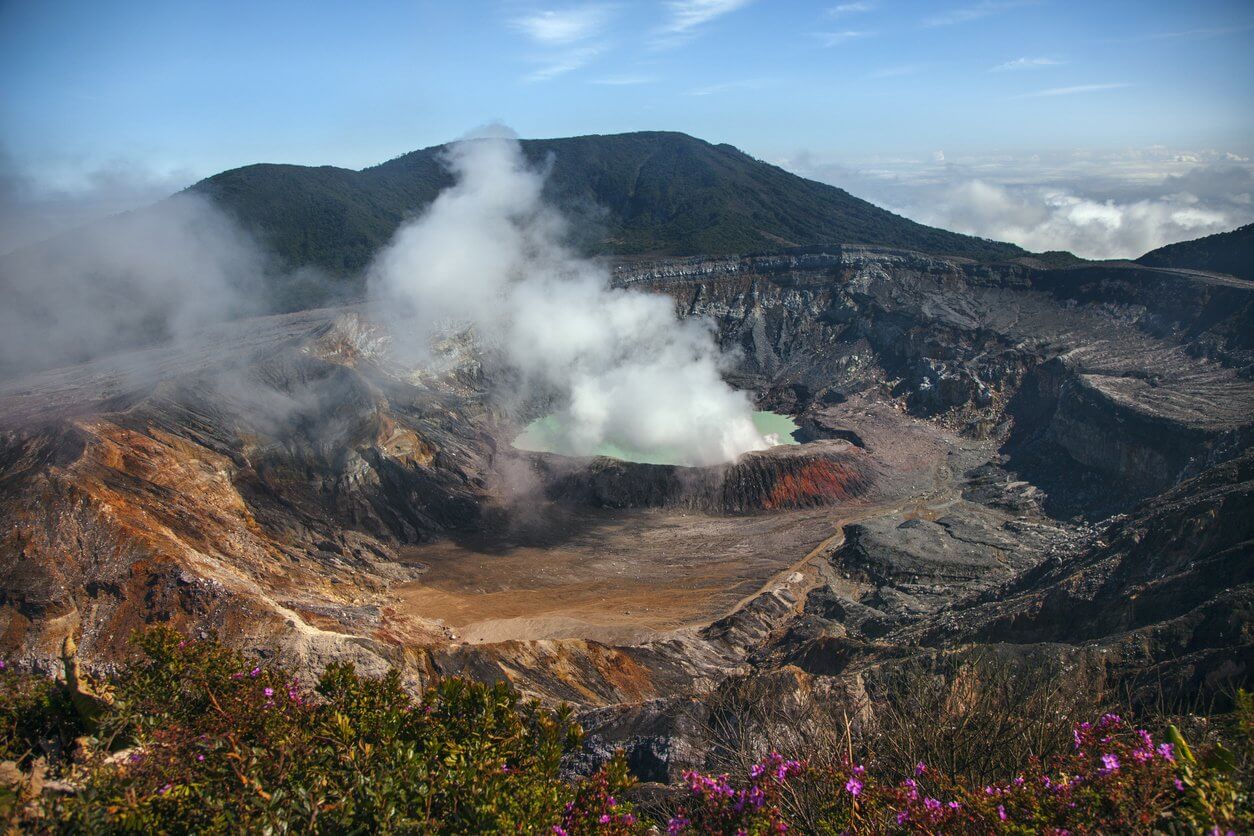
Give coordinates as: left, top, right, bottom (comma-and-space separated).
0, 311, 498, 679
618, 247, 1254, 517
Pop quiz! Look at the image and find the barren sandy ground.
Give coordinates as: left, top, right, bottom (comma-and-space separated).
397, 506, 848, 644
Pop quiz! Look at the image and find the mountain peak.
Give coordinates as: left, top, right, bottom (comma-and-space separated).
192, 131, 1025, 274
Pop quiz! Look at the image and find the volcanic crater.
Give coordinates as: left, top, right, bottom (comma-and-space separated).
1, 243, 1250, 754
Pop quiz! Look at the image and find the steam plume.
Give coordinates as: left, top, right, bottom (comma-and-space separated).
368, 127, 771, 466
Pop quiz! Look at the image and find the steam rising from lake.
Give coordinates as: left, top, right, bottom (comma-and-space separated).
368, 125, 773, 466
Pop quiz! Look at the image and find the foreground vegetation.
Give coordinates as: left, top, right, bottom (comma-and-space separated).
1, 629, 1248, 833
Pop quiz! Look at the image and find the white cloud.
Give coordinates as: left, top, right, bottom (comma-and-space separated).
777, 147, 1254, 260
1015, 82, 1131, 98
923, 0, 1035, 27
922, 180, 1232, 258
523, 45, 604, 82
828, 2, 875, 18
511, 5, 613, 44
688, 78, 769, 96
510, 5, 613, 81
991, 56, 1062, 71
590, 74, 657, 85
817, 29, 875, 46
1115, 22, 1254, 43
652, 0, 753, 46
868, 64, 921, 79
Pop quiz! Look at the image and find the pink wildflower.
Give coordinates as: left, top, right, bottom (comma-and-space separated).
667, 816, 690, 834
845, 777, 863, 796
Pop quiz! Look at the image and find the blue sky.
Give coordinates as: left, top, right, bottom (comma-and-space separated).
2, 0, 1252, 257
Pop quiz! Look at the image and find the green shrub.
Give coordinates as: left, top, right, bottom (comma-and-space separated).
27, 628, 631, 833
0, 630, 1248, 834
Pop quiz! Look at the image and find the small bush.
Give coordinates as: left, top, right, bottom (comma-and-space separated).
10, 628, 638, 834
0, 629, 1248, 834
667, 711, 1251, 834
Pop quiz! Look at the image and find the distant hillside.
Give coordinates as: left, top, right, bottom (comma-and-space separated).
1137, 223, 1253, 282
192, 131, 1024, 273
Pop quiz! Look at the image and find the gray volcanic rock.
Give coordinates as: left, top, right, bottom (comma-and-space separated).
910, 448, 1254, 695
835, 508, 1037, 614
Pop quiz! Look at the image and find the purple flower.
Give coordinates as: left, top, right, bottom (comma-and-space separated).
924, 798, 942, 811
915, 761, 926, 776
998, 805, 1007, 821
249, 666, 261, 678
1174, 778, 1185, 792
263, 687, 274, 697
845, 777, 863, 797
196, 754, 205, 762
1073, 721, 1092, 750
667, 816, 690, 834
0, 660, 6, 670
551, 827, 568, 836
1100, 753, 1120, 773
1157, 743, 1175, 762
599, 814, 611, 824
158, 783, 172, 795
896, 809, 910, 825
948, 801, 960, 810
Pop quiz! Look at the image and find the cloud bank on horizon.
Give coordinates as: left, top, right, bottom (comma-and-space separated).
781, 147, 1254, 260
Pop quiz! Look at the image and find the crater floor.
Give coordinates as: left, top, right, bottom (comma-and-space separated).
397, 505, 844, 645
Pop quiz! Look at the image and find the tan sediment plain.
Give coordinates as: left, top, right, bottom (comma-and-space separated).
397, 506, 848, 645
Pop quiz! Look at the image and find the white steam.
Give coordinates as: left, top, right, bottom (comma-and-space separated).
0, 192, 264, 377
368, 128, 771, 466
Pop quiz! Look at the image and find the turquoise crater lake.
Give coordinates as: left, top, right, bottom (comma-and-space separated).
511, 411, 800, 466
